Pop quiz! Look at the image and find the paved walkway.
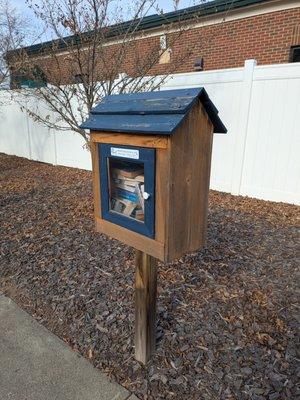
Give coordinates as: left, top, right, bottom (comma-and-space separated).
0, 293, 137, 400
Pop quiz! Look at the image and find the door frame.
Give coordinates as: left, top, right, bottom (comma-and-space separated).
99, 143, 156, 238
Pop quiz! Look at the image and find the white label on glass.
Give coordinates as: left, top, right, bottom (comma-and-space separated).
111, 147, 139, 159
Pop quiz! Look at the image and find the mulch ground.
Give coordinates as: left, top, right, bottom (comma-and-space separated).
0, 153, 299, 400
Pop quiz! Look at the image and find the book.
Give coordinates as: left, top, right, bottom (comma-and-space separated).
113, 187, 139, 203
135, 209, 144, 221
134, 175, 145, 183
113, 176, 144, 188
113, 180, 136, 193
111, 199, 125, 214
111, 196, 144, 220
123, 201, 137, 216
113, 166, 143, 179
111, 198, 137, 216
135, 182, 145, 211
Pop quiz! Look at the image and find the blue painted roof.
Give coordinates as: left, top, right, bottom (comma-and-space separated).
81, 88, 227, 135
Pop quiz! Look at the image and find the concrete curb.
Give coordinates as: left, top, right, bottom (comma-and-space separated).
0, 293, 132, 400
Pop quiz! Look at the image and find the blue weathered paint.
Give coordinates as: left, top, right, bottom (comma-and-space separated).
82, 113, 185, 135
91, 88, 202, 115
80, 87, 227, 134
99, 143, 155, 238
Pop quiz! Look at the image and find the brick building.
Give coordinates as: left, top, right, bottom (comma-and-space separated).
9, 0, 300, 87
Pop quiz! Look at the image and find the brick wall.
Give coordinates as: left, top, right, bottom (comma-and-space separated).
20, 7, 300, 85
170, 7, 300, 72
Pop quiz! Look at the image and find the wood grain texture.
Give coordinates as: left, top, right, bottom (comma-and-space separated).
134, 250, 158, 364
155, 147, 171, 244
91, 132, 168, 149
166, 101, 214, 261
90, 101, 213, 263
91, 131, 169, 261
95, 218, 165, 261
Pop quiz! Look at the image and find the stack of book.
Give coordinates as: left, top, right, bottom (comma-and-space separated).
110, 163, 145, 221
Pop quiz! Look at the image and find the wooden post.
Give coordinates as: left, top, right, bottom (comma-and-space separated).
134, 249, 158, 364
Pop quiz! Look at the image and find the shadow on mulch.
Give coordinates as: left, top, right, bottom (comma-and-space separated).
0, 153, 299, 400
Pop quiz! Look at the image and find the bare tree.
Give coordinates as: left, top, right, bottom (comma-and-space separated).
9, 0, 215, 145
0, 0, 27, 89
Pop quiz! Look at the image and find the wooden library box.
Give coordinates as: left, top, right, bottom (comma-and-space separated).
81, 88, 227, 262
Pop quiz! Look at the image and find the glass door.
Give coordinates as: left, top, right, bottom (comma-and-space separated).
99, 144, 155, 238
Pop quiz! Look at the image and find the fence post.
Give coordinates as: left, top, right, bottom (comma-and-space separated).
52, 129, 58, 166
25, 98, 32, 160
230, 59, 257, 195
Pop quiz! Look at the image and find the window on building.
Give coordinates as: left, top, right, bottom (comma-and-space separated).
12, 65, 47, 89
74, 74, 87, 84
290, 46, 300, 63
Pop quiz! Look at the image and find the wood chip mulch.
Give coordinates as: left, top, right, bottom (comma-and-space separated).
0, 153, 299, 400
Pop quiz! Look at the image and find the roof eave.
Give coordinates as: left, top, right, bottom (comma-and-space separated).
11, 0, 272, 56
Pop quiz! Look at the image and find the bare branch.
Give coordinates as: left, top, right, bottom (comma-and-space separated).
0, 0, 28, 90
10, 0, 224, 146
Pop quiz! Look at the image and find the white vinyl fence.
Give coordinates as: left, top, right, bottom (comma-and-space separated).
0, 60, 299, 205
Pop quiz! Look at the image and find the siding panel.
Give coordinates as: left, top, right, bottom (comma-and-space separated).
1, 61, 299, 205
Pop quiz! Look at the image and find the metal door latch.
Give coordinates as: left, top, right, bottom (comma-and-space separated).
143, 192, 150, 200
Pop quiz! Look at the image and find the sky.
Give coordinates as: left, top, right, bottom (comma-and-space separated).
10, 0, 200, 45
10, 0, 200, 44
11, 0, 197, 19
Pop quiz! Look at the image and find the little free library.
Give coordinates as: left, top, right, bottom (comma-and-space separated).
82, 87, 227, 363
